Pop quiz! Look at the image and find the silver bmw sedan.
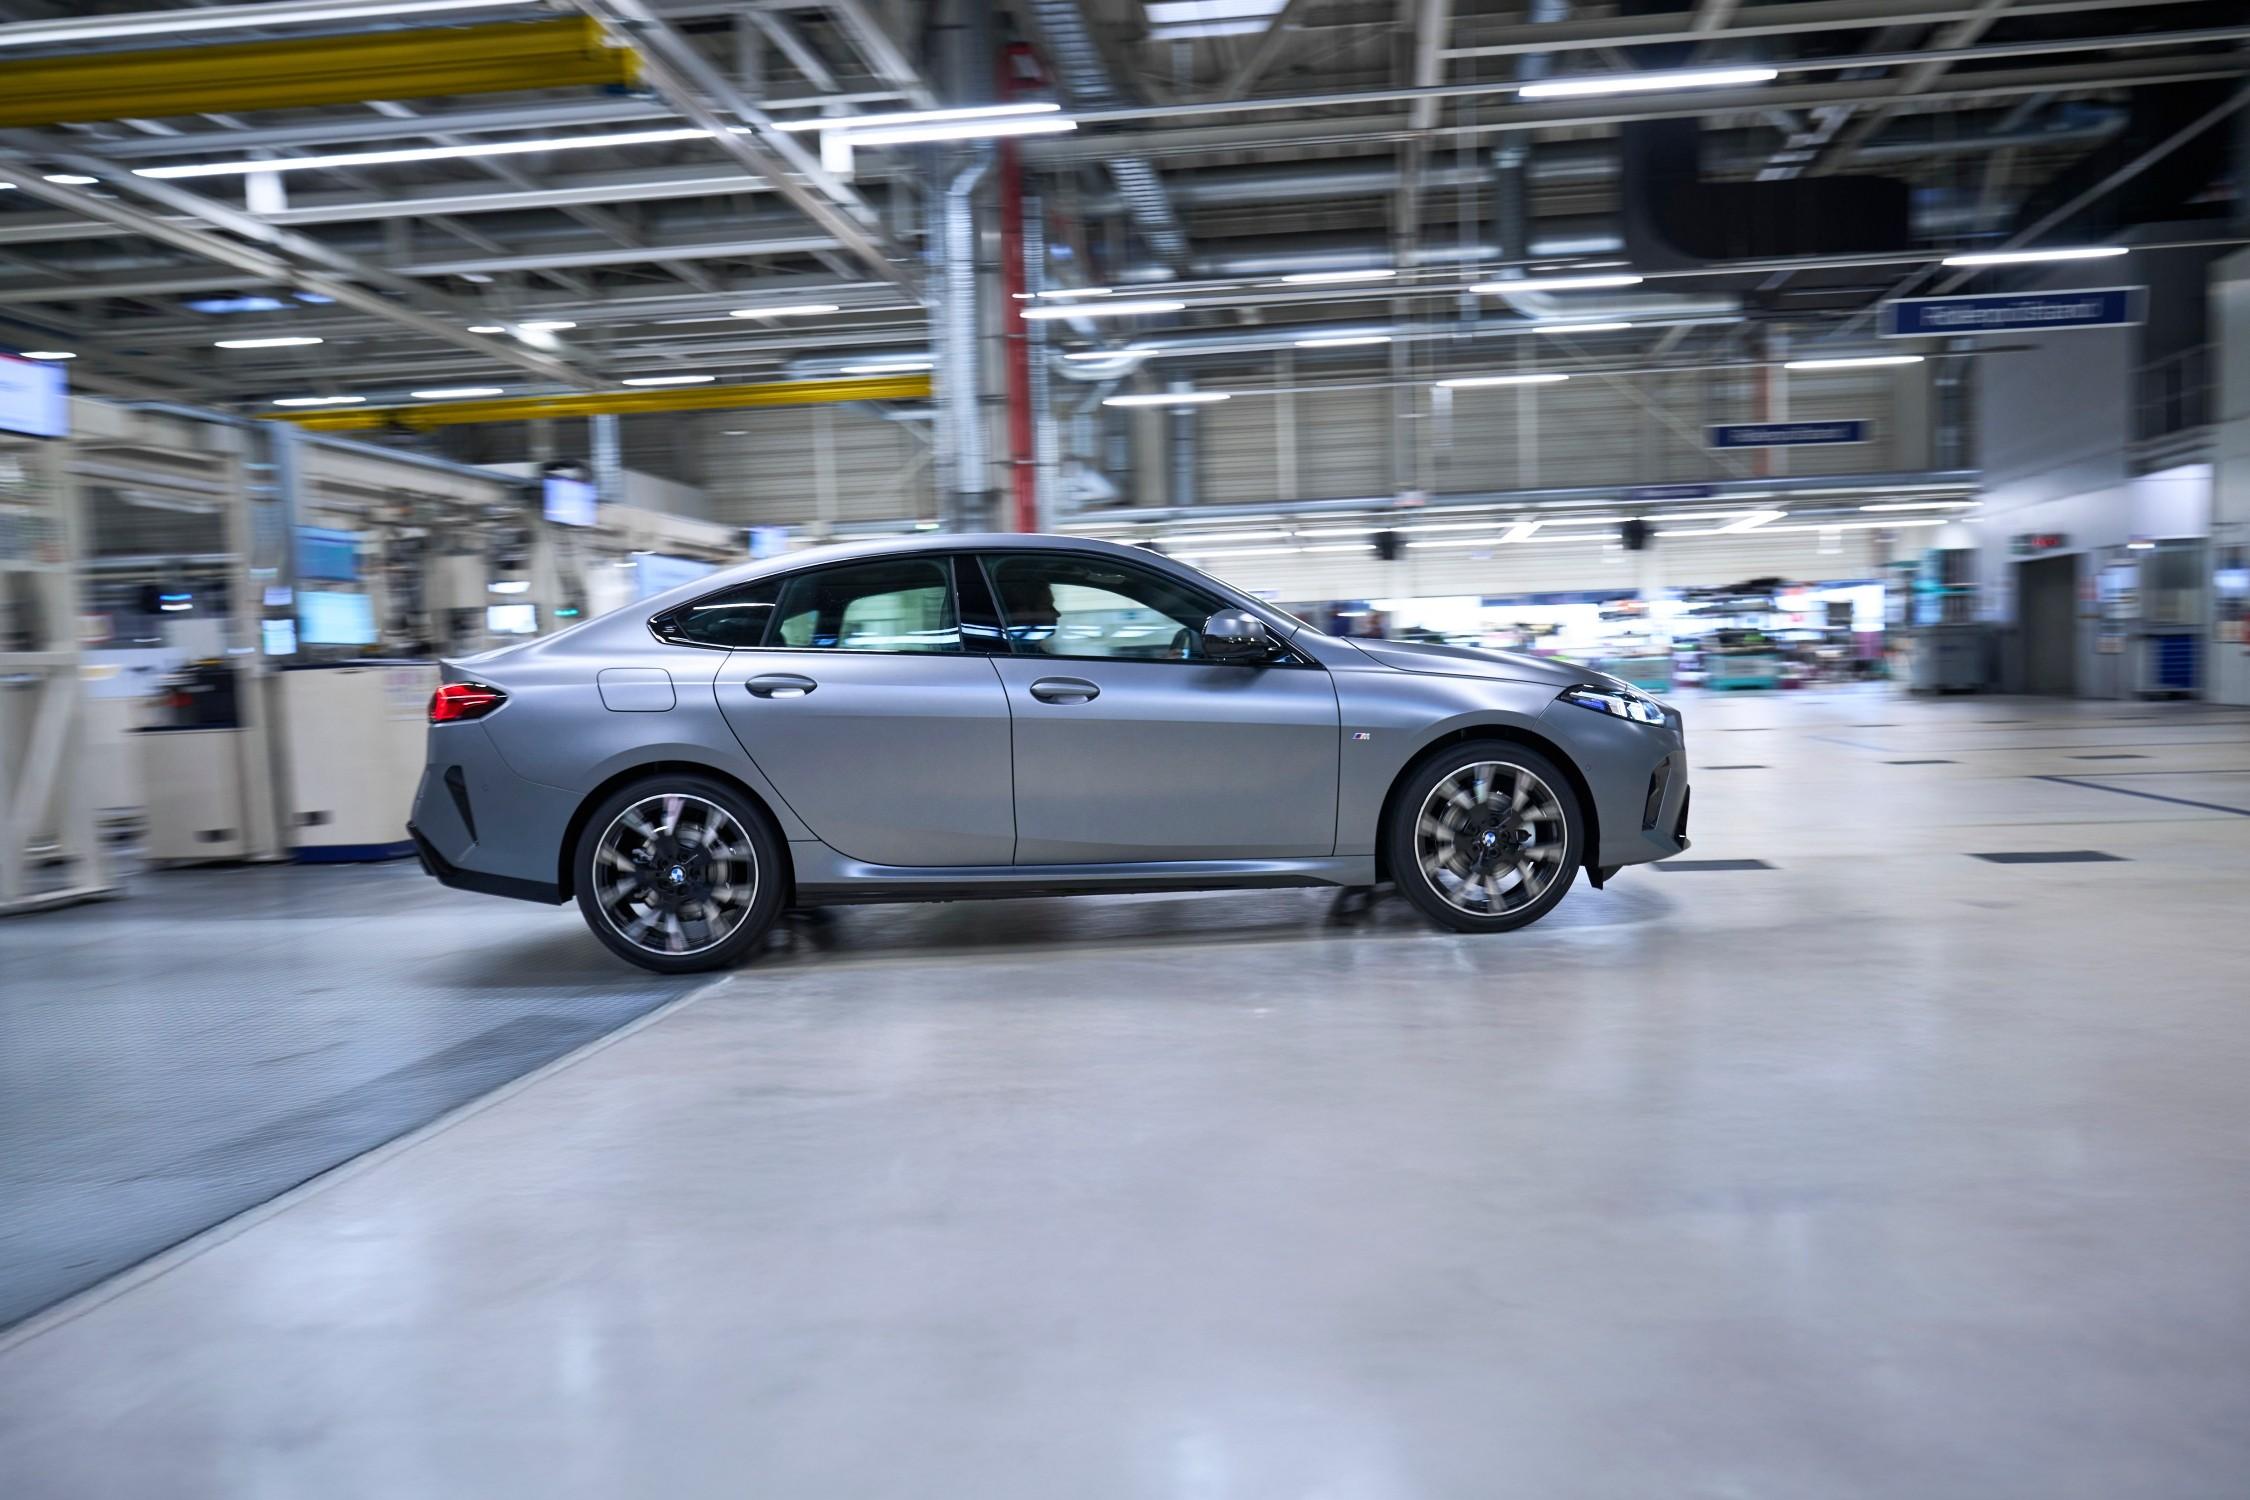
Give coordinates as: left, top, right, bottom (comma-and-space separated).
409, 534, 1690, 971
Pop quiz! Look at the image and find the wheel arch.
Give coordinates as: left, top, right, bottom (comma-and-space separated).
1371, 722, 1600, 886
558, 760, 795, 902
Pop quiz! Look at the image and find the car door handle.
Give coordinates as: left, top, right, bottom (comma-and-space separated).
1027, 676, 1100, 705
745, 673, 818, 699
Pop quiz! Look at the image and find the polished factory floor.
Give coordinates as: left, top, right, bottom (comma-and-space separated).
4, 688, 2248, 1498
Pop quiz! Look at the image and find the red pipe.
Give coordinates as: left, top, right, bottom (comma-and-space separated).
999, 43, 1037, 533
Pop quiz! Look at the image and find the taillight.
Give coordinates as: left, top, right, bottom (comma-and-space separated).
429, 682, 507, 724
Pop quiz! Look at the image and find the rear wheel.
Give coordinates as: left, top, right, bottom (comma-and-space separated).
1386, 741, 1583, 933
573, 774, 784, 973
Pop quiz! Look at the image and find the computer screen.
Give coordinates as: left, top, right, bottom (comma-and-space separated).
542, 475, 598, 527
298, 590, 378, 645
487, 602, 539, 635
261, 618, 298, 656
296, 527, 360, 582
0, 354, 67, 439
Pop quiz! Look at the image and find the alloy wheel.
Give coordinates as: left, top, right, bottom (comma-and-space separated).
590, 793, 760, 957
1413, 761, 1569, 917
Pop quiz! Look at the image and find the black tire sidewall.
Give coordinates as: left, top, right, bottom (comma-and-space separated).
1387, 741, 1583, 933
574, 774, 786, 973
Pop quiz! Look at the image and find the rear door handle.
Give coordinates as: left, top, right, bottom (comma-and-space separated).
745, 673, 817, 699
1028, 676, 1099, 705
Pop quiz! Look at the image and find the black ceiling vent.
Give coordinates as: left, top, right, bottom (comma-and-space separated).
1618, 118, 1913, 270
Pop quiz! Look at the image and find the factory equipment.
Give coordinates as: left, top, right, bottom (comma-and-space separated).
1904, 538, 1992, 693
137, 658, 254, 864
271, 661, 439, 860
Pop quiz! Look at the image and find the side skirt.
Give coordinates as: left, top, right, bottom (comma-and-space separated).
790, 847, 1378, 907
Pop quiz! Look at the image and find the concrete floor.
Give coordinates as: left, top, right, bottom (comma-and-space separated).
3, 687, 2248, 1498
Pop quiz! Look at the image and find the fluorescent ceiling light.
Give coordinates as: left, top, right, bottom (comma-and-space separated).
411, 386, 504, 400
840, 361, 933, 375
1535, 321, 1632, 334
466, 324, 507, 334
835, 117, 1078, 147
1033, 287, 1114, 300
776, 103, 1063, 133
18, 350, 73, 360
0, 1, 539, 49
215, 335, 323, 348
730, 303, 842, 319
271, 394, 364, 407
43, 174, 99, 186
1146, 0, 1288, 40
1519, 66, 1778, 100
1940, 247, 2127, 267
1024, 300, 1184, 322
1473, 273, 1644, 293
1785, 354, 1924, 370
2127, 540, 2156, 550
1279, 269, 1397, 285
1437, 373, 1570, 388
621, 374, 717, 387
138, 126, 715, 181
517, 319, 576, 332
1295, 335, 1392, 348
1104, 391, 1230, 407
1860, 500, 1976, 512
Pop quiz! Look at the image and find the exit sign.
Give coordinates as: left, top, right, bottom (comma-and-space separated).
2012, 532, 2069, 555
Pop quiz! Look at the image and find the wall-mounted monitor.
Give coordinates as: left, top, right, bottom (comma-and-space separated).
542, 475, 598, 527
0, 353, 67, 439
298, 590, 377, 645
296, 526, 360, 582
487, 602, 539, 635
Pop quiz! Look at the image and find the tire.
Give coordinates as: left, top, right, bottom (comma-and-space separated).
1385, 740, 1584, 934
572, 773, 785, 973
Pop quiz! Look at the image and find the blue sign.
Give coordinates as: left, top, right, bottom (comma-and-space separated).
1879, 286, 2143, 338
1708, 420, 1869, 450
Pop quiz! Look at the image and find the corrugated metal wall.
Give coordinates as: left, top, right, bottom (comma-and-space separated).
680, 407, 936, 528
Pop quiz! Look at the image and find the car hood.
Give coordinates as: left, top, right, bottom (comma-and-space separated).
1343, 635, 1593, 687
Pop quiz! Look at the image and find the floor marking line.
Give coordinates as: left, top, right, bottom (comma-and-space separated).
0, 973, 738, 1356
2031, 775, 2250, 818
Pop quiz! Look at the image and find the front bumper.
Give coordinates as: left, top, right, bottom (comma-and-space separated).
1541, 696, 1690, 870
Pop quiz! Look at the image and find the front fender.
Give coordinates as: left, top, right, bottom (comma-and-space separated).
1330, 667, 1563, 857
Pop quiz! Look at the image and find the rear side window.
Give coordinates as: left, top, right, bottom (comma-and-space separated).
771, 557, 961, 653
651, 579, 781, 649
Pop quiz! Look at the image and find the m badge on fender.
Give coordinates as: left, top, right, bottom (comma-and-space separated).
1351, 731, 1373, 741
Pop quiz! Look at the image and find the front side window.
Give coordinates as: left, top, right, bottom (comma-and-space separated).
772, 557, 961, 653
982, 553, 1232, 662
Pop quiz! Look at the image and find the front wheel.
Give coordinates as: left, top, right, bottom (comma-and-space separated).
573, 774, 784, 973
1385, 741, 1584, 934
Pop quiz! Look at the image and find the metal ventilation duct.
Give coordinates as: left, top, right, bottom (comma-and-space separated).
1021, 0, 1190, 269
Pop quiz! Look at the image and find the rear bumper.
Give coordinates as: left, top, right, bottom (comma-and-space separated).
407, 822, 564, 906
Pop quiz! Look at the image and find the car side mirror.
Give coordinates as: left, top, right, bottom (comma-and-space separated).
1202, 608, 1271, 664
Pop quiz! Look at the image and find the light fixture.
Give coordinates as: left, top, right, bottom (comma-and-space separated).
1519, 66, 1778, 100
1103, 390, 1230, 407
1295, 335, 1392, 348
621, 374, 717, 387
1534, 321, 1632, 334
488, 579, 531, 594
831, 117, 1078, 147
18, 350, 73, 360
215, 335, 323, 349
458, 273, 495, 284
1033, 287, 1115, 300
42, 174, 99, 186
138, 126, 716, 181
411, 386, 504, 400
517, 320, 576, 332
1278, 269, 1397, 285
775, 102, 1063, 133
1940, 247, 2127, 267
839, 361, 934, 375
1436, 373, 1570, 388
1473, 273, 1644, 293
0, 0, 540, 49
1784, 354, 1924, 370
1860, 500, 1976, 512
270, 394, 364, 407
466, 324, 507, 334
2127, 539, 2156, 551
729, 303, 842, 319
1023, 299, 1185, 321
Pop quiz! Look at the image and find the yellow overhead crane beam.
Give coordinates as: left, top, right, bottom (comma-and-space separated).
0, 17, 635, 128
272, 374, 938, 430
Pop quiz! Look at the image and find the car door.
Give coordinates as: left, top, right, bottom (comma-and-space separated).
977, 550, 1340, 864
709, 554, 1014, 867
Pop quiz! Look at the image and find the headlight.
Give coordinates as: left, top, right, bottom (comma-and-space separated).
1559, 684, 1667, 725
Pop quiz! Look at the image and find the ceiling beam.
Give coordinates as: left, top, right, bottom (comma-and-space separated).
1216, 0, 1321, 102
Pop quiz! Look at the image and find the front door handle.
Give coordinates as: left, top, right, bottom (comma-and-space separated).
745, 673, 817, 699
1028, 676, 1100, 705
